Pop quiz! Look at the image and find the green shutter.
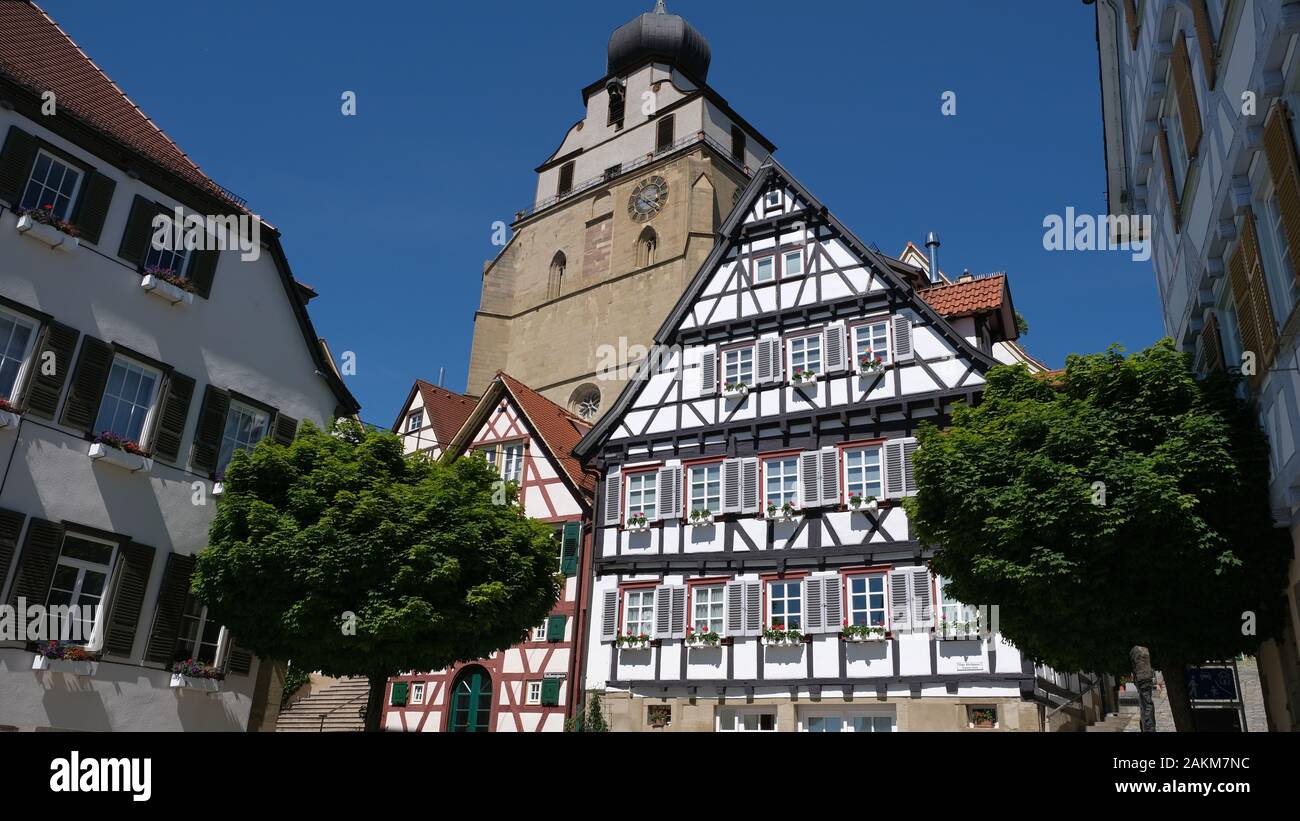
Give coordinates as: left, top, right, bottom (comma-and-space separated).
547, 614, 566, 642
0, 126, 38, 207
390, 681, 409, 706
560, 521, 580, 576
103, 541, 154, 657
151, 372, 194, 463
60, 336, 114, 435
6, 518, 63, 608
144, 553, 195, 663
73, 171, 116, 245
22, 320, 79, 420
117, 195, 161, 269
540, 678, 561, 707
191, 385, 230, 475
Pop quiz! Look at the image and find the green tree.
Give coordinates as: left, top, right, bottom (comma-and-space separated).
585, 690, 609, 732
906, 341, 1288, 730
193, 420, 560, 731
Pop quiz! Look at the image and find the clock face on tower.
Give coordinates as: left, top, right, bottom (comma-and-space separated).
628, 175, 669, 222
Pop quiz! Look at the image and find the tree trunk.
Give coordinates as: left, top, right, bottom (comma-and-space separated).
1160, 662, 1197, 732
364, 673, 388, 733
1129, 645, 1158, 732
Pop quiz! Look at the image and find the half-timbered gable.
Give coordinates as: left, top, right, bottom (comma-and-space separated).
384, 372, 595, 732
391, 379, 475, 459
574, 160, 1046, 732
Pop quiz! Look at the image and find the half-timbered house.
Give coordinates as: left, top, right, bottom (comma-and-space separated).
574, 159, 1056, 732
383, 373, 595, 732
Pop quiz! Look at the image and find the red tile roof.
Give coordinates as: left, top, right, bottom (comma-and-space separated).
414, 380, 476, 446
919, 273, 1007, 319
0, 1, 239, 206
497, 372, 596, 498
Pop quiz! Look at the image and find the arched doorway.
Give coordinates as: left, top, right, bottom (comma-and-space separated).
447, 665, 492, 732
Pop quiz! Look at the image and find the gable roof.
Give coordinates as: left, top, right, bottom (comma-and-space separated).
920, 274, 1007, 319
394, 380, 476, 445
0, 1, 237, 206
575, 158, 1000, 457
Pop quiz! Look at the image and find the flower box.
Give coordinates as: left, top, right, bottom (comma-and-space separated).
170, 673, 221, 692
847, 496, 879, 514
934, 631, 982, 642
686, 512, 714, 527
140, 274, 194, 306
31, 654, 97, 676
761, 636, 805, 648
722, 383, 750, 398
16, 214, 79, 252
625, 519, 650, 532
212, 481, 225, 497
88, 442, 152, 473
0, 408, 20, 430
841, 627, 889, 643
684, 630, 722, 649
764, 503, 799, 522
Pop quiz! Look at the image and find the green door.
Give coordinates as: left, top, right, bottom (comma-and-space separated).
448, 667, 492, 732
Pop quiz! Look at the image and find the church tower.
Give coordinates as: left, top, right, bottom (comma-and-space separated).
466, 1, 775, 420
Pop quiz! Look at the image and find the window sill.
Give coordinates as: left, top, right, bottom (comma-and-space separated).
88, 442, 153, 473
140, 274, 195, 306
789, 375, 820, 387
169, 673, 221, 693
686, 515, 715, 527
761, 636, 806, 648
32, 654, 98, 677
0, 408, 21, 430
624, 522, 652, 532
15, 214, 79, 252
841, 632, 890, 643
933, 632, 983, 642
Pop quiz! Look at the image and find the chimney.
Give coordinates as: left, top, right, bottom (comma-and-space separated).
438, 367, 446, 387
925, 231, 941, 285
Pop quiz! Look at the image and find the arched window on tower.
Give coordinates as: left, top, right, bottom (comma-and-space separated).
548, 252, 566, 299
637, 228, 658, 268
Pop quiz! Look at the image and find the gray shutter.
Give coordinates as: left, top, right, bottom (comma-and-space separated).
819, 447, 840, 506
798, 451, 821, 509
653, 584, 673, 638
22, 320, 78, 419
743, 580, 762, 636
823, 322, 847, 373
602, 470, 622, 525
901, 437, 919, 497
117, 195, 161, 269
756, 336, 782, 384
655, 465, 681, 522
883, 440, 906, 500
190, 385, 230, 475
824, 576, 843, 632
189, 250, 219, 300
60, 336, 113, 435
599, 589, 619, 641
272, 413, 298, 446
104, 541, 154, 657
725, 581, 745, 635
7, 518, 63, 608
911, 567, 934, 628
145, 553, 196, 663
805, 576, 825, 634
892, 315, 914, 362
73, 171, 116, 245
151, 372, 194, 463
0, 126, 38, 207
889, 570, 912, 632
226, 644, 253, 676
739, 457, 760, 513
0, 508, 25, 599
699, 345, 718, 396
720, 458, 741, 513
670, 585, 687, 638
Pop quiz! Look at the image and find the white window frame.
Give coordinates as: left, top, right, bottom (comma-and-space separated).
767, 579, 803, 631
843, 443, 883, 502
717, 707, 777, 732
624, 471, 657, 522
800, 708, 895, 733
175, 597, 227, 665
936, 575, 979, 627
845, 572, 888, 629
526, 680, 543, 705
722, 345, 755, 387
1161, 66, 1189, 199
410, 682, 426, 705
406, 410, 423, 433
1252, 173, 1300, 325
691, 584, 726, 635
787, 333, 822, 378
143, 231, 191, 279
624, 588, 655, 637
763, 455, 799, 510
500, 442, 524, 484
764, 191, 782, 210
0, 306, 40, 403
753, 255, 775, 283
94, 355, 162, 446
531, 623, 548, 642
688, 463, 722, 515
852, 318, 892, 368
45, 532, 118, 646
21, 148, 83, 220
782, 249, 803, 277
217, 399, 270, 474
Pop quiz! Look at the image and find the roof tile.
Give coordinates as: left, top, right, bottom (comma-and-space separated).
918, 273, 1007, 319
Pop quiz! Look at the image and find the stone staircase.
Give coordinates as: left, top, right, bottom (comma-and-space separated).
275, 677, 371, 732
1086, 707, 1138, 732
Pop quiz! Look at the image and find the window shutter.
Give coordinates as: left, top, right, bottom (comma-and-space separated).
540, 678, 561, 707
757, 336, 783, 383
823, 322, 847, 373
272, 413, 298, 446
653, 584, 673, 638
743, 580, 762, 636
22, 320, 78, 419
1124, 0, 1140, 49
6, 518, 63, 608
725, 581, 745, 636
883, 441, 905, 499
699, 345, 718, 395
1171, 34, 1203, 160
1191, 0, 1217, 90
390, 682, 409, 706
889, 571, 912, 632
720, 458, 741, 513
599, 589, 619, 642
1201, 313, 1225, 375
0, 126, 38, 206
0, 507, 25, 596
117, 195, 162, 269
798, 451, 821, 509
824, 576, 843, 632
144, 553, 196, 663
152, 372, 194, 463
900, 438, 919, 497
805, 577, 826, 634
670, 585, 687, 638
190, 386, 230, 475
739, 457, 759, 513
655, 465, 681, 522
227, 646, 254, 676
1264, 102, 1300, 284
1227, 209, 1277, 385
59, 336, 113, 435
560, 521, 580, 576
818, 447, 840, 507
546, 614, 566, 642
892, 316, 913, 362
602, 470, 622, 526
69, 171, 116, 246
103, 540, 154, 658
910, 567, 934, 629
188, 250, 219, 300
1159, 125, 1181, 228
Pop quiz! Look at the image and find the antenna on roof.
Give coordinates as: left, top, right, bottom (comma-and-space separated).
653, 0, 668, 12
439, 367, 446, 387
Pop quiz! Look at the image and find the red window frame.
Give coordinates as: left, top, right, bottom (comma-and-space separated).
683, 457, 725, 517
841, 567, 891, 631
621, 464, 660, 527
759, 570, 810, 632
616, 580, 660, 635
849, 315, 893, 368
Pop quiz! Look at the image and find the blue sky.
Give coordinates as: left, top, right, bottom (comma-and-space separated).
41, 0, 1165, 426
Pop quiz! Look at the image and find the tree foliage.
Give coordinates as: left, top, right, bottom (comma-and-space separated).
193, 420, 560, 689
906, 340, 1287, 675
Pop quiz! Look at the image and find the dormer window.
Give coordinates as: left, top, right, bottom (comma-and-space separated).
406, 410, 423, 433
764, 191, 782, 211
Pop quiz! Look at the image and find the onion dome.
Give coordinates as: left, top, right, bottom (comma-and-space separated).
607, 1, 711, 82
